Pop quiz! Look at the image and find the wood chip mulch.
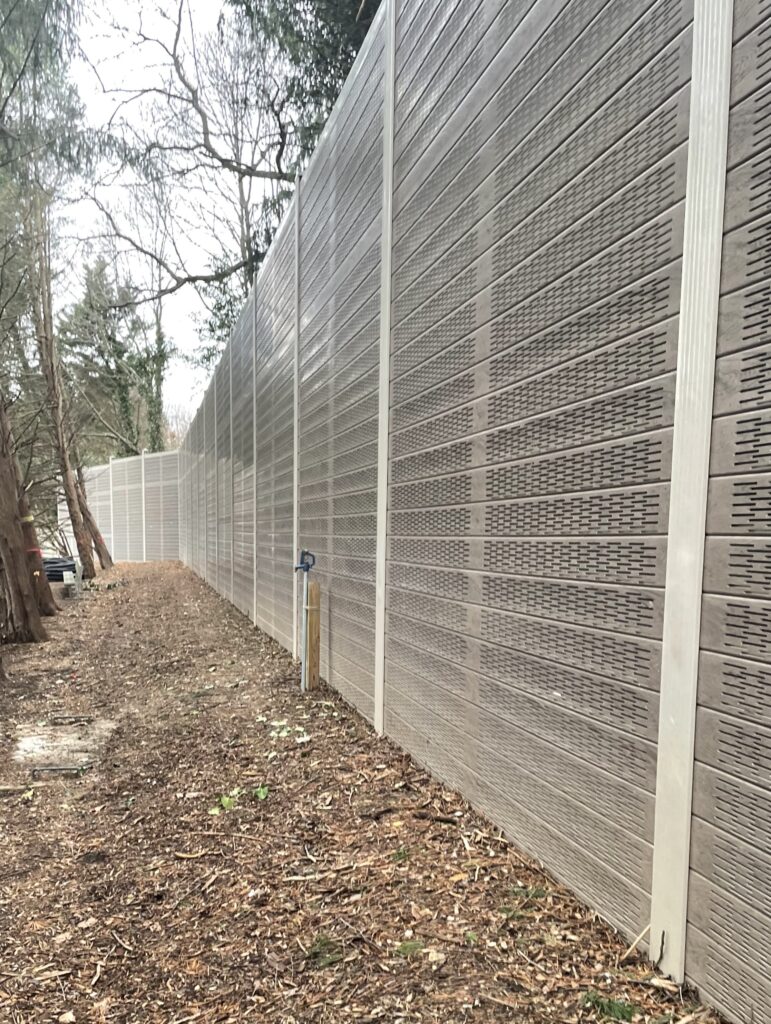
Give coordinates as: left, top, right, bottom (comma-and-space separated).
0, 563, 719, 1024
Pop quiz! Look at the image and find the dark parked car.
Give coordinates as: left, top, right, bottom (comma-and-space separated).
43, 557, 77, 582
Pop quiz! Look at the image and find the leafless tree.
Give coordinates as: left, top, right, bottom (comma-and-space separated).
87, 0, 298, 314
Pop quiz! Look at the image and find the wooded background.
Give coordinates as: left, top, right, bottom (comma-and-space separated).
0, 0, 378, 651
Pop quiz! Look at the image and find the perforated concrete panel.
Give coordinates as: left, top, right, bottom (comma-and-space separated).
686, 4, 771, 1020
254, 205, 296, 650
194, 409, 206, 576
232, 293, 256, 619
296, 17, 385, 724
180, 437, 190, 566
383, 0, 694, 940
215, 346, 233, 602
110, 455, 144, 561
143, 451, 180, 561
203, 379, 218, 587
82, 464, 112, 554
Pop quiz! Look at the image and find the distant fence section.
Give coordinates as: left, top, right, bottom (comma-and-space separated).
70, 4, 771, 1024
57, 451, 180, 562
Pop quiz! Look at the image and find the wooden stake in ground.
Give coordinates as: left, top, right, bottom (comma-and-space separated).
307, 580, 320, 690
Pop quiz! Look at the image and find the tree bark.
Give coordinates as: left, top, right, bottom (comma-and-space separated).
147, 305, 167, 453
75, 465, 113, 571
30, 189, 97, 579
0, 434, 47, 643
0, 392, 59, 616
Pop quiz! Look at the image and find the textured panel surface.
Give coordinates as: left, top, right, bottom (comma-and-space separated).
204, 380, 218, 586
143, 452, 180, 561
254, 204, 296, 650
384, 0, 693, 941
196, 409, 206, 576
215, 347, 233, 601
687, 6, 771, 1021
232, 293, 255, 618
296, 14, 385, 723
110, 455, 144, 561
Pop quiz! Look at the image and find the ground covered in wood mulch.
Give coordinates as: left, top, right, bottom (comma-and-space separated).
1, 563, 717, 1024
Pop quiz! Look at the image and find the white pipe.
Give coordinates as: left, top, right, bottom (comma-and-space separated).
300, 567, 309, 692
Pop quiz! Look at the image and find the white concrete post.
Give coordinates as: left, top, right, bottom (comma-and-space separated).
213, 375, 219, 590
649, 0, 734, 982
292, 179, 302, 659
253, 286, 259, 626
373, 0, 397, 735
203, 391, 208, 577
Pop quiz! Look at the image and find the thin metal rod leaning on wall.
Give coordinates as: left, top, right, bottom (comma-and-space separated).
372, 0, 397, 736
292, 180, 302, 660
649, 0, 734, 983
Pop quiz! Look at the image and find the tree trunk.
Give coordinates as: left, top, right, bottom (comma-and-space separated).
30, 189, 97, 579
75, 465, 113, 571
0, 392, 59, 616
0, 437, 47, 643
147, 307, 167, 453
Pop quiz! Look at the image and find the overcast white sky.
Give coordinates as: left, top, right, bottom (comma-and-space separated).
67, 0, 226, 414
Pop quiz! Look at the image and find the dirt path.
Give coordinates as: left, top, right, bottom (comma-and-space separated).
1, 564, 711, 1024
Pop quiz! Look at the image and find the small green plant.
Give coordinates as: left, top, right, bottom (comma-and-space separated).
582, 991, 637, 1021
308, 934, 343, 968
252, 784, 269, 801
392, 846, 409, 862
396, 939, 424, 957
209, 787, 242, 815
464, 930, 478, 946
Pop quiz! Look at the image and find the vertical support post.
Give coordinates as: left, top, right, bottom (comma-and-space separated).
307, 579, 320, 690
292, 178, 302, 659
649, 0, 733, 982
229, 334, 235, 602
181, 448, 185, 564
213, 375, 219, 590
141, 449, 147, 563
253, 287, 259, 626
203, 393, 208, 578
108, 456, 114, 559
373, 0, 397, 735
